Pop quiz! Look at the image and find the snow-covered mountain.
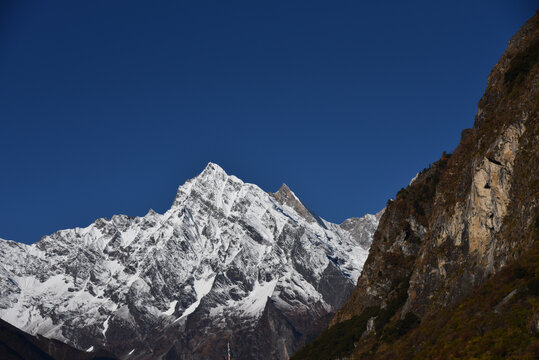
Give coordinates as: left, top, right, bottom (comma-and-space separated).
0, 163, 381, 360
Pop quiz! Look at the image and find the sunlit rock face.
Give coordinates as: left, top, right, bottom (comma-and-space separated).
315, 14, 539, 360
0, 163, 379, 360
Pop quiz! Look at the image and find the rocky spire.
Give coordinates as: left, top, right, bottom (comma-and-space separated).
270, 184, 319, 224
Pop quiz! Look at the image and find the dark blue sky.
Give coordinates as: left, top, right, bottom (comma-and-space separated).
0, 1, 536, 244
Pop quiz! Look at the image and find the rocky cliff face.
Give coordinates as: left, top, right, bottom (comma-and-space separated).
293, 14, 538, 360
0, 163, 379, 360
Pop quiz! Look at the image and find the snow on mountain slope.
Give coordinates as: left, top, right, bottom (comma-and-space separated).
0, 163, 380, 359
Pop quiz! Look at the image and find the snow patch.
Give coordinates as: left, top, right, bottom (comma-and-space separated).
176, 271, 216, 321
240, 278, 278, 316
164, 300, 178, 316
102, 316, 110, 337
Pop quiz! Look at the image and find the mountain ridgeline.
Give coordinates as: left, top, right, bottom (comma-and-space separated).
0, 163, 381, 360
292, 14, 539, 360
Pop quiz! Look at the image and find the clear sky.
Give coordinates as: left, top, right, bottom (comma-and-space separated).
0, 1, 536, 244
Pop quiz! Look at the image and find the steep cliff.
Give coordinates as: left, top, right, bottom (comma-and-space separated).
292, 13, 538, 360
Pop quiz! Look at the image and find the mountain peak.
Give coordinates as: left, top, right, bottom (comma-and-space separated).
199, 162, 228, 177
172, 163, 233, 207
274, 183, 296, 199
270, 183, 321, 225
272, 183, 300, 206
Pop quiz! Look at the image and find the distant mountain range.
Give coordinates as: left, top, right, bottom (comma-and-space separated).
0, 163, 381, 359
